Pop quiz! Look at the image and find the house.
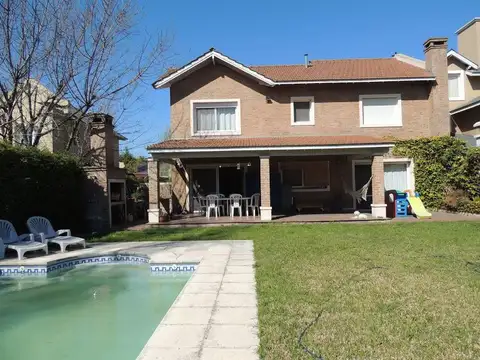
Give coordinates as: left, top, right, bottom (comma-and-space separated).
395, 18, 480, 146
146, 37, 450, 222
4, 80, 128, 229
448, 18, 480, 145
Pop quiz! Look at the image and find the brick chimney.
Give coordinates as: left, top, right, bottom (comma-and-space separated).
424, 37, 450, 136
89, 113, 115, 168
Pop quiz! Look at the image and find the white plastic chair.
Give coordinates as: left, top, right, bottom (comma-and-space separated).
247, 193, 260, 217
216, 193, 226, 215
0, 220, 48, 260
197, 196, 208, 214
205, 195, 219, 219
229, 194, 243, 217
27, 216, 86, 253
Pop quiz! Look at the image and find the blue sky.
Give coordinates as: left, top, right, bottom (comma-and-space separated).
125, 0, 478, 156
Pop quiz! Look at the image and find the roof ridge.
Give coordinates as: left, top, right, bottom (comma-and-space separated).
250, 57, 396, 68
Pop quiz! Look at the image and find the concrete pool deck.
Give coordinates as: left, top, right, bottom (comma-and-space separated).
0, 240, 260, 360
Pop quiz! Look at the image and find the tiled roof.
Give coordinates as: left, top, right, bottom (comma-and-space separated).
147, 135, 393, 150
250, 58, 433, 82
153, 50, 434, 88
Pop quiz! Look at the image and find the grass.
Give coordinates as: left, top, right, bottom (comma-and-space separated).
95, 222, 480, 359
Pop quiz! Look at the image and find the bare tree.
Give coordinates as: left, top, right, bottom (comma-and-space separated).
0, 0, 172, 156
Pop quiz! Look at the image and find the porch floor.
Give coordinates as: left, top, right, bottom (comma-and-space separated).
134, 211, 479, 228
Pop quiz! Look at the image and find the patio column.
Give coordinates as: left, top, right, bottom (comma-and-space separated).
147, 158, 170, 223
371, 155, 387, 218
147, 158, 160, 223
260, 156, 272, 221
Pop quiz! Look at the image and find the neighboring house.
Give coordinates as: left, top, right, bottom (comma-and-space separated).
4, 80, 128, 229
448, 18, 480, 146
146, 37, 450, 222
395, 17, 480, 146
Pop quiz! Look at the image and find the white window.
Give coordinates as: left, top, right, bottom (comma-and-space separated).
290, 96, 315, 125
191, 100, 240, 135
384, 163, 408, 191
448, 71, 465, 101
475, 135, 480, 147
360, 94, 402, 127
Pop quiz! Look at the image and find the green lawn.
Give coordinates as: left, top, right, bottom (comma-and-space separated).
95, 222, 480, 359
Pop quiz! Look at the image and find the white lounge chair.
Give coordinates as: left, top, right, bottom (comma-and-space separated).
0, 220, 48, 260
27, 216, 86, 253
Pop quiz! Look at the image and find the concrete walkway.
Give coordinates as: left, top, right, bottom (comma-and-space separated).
137, 240, 259, 360
0, 240, 260, 359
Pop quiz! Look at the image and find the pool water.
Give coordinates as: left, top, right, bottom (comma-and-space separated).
0, 265, 190, 360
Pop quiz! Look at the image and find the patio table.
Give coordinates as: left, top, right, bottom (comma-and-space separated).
198, 196, 252, 217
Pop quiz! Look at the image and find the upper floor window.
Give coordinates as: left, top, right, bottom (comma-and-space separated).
191, 100, 240, 135
290, 96, 315, 125
448, 71, 465, 101
359, 94, 402, 127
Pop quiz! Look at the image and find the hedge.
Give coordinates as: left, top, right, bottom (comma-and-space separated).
393, 136, 480, 212
0, 143, 87, 233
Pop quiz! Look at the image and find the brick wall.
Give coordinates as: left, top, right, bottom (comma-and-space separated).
170, 63, 432, 139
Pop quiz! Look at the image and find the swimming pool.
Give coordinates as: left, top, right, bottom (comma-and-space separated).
0, 264, 191, 360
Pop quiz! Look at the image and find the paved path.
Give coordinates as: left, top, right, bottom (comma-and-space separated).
0, 240, 260, 359
137, 240, 259, 360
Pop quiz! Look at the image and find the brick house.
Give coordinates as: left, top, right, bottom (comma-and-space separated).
146, 37, 450, 222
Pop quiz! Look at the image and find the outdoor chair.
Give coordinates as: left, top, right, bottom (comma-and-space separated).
197, 195, 208, 214
205, 194, 220, 219
27, 216, 86, 253
0, 220, 48, 260
229, 193, 243, 217
247, 193, 260, 217
216, 193, 226, 215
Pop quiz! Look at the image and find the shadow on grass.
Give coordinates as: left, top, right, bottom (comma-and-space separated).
89, 225, 254, 243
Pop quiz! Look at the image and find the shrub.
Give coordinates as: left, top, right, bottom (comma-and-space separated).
393, 136, 479, 212
457, 198, 480, 214
443, 188, 469, 211
0, 143, 86, 232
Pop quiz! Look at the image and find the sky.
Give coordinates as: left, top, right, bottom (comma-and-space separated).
124, 0, 479, 156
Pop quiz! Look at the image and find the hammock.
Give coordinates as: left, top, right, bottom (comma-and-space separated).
343, 176, 373, 204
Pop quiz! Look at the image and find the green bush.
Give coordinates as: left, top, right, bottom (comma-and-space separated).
393, 136, 479, 211
457, 198, 480, 214
0, 143, 86, 233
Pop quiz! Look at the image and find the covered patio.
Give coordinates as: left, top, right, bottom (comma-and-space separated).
146, 136, 394, 222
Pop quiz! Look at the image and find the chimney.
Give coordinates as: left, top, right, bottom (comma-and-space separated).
457, 18, 480, 66
89, 113, 115, 168
424, 37, 450, 136
304, 53, 309, 68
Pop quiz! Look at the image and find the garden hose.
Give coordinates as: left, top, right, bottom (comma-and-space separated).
297, 266, 385, 360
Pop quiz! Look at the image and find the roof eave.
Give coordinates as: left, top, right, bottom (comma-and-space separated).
147, 143, 394, 153
450, 99, 480, 115
447, 49, 479, 70
273, 77, 435, 85
152, 50, 275, 89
